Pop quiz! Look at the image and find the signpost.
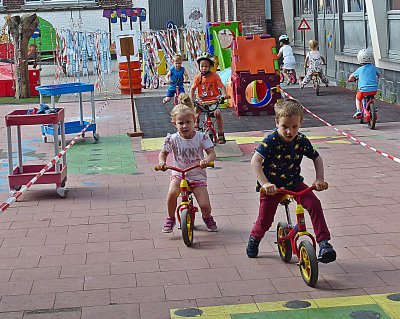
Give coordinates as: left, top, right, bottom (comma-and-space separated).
120, 37, 144, 137
297, 18, 311, 75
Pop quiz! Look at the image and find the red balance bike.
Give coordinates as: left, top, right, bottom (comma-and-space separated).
265, 183, 328, 287
356, 94, 378, 130
280, 64, 297, 84
155, 162, 214, 247
164, 80, 191, 106
194, 96, 226, 145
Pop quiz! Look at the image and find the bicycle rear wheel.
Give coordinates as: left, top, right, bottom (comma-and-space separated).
277, 222, 292, 262
315, 77, 320, 96
368, 103, 377, 130
152, 76, 159, 89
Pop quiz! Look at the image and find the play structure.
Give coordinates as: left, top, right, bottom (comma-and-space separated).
230, 34, 280, 115
206, 21, 242, 71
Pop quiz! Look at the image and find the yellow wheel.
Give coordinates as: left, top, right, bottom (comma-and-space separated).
299, 241, 318, 287
277, 222, 292, 262
180, 209, 194, 247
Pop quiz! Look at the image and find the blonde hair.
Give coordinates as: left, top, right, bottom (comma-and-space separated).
177, 93, 194, 110
274, 99, 304, 122
173, 54, 183, 63
309, 40, 318, 50
170, 104, 196, 121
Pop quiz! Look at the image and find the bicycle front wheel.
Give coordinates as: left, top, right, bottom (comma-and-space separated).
299, 241, 319, 287
180, 208, 194, 247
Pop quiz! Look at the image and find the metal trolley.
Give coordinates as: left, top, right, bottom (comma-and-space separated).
5, 108, 68, 198
36, 82, 99, 142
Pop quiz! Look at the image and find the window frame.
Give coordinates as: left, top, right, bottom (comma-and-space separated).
25, 0, 95, 4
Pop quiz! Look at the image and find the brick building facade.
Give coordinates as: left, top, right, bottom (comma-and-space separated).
206, 0, 286, 39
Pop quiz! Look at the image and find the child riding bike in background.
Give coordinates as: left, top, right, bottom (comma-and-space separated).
277, 35, 296, 85
157, 104, 218, 233
163, 54, 189, 104
246, 98, 336, 264
299, 40, 329, 89
190, 52, 227, 144
348, 48, 381, 119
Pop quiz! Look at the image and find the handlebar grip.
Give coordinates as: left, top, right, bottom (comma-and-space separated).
208, 161, 215, 168
154, 166, 167, 172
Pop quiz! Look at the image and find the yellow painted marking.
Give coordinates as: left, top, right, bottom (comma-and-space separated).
170, 292, 400, 318
314, 295, 375, 307
200, 304, 259, 316
142, 135, 356, 151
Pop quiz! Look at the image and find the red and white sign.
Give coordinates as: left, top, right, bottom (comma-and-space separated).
297, 18, 311, 31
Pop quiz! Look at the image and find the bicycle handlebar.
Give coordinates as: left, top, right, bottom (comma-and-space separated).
164, 81, 191, 85
154, 161, 215, 172
260, 182, 328, 196
194, 96, 228, 113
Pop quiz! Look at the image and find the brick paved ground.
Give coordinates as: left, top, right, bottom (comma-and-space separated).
0, 66, 400, 318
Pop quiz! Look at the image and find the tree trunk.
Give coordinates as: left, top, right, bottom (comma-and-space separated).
7, 14, 39, 99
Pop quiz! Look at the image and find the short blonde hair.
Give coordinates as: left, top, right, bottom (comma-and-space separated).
177, 93, 194, 110
309, 40, 318, 50
173, 54, 183, 63
171, 104, 196, 121
274, 99, 304, 123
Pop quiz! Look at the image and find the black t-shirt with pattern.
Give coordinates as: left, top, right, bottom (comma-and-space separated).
255, 129, 319, 191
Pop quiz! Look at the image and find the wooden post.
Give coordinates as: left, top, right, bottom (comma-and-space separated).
120, 37, 144, 137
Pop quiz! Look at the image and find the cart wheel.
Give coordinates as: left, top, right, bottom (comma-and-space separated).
82, 133, 85, 138
93, 132, 100, 141
56, 187, 68, 199
61, 177, 67, 188
299, 241, 319, 287
13, 185, 22, 191
42, 136, 47, 143
180, 208, 194, 247
277, 222, 292, 262
58, 140, 61, 147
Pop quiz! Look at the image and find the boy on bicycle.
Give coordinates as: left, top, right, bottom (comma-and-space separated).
190, 52, 227, 144
299, 40, 329, 89
348, 48, 380, 119
246, 98, 336, 264
163, 54, 189, 104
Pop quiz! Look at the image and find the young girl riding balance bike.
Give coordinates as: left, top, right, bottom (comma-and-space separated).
157, 104, 218, 233
246, 99, 336, 264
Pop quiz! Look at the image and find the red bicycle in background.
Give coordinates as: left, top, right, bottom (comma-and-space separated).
164, 80, 191, 106
357, 94, 378, 130
155, 162, 214, 247
194, 96, 227, 145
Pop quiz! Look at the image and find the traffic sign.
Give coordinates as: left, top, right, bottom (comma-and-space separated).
297, 18, 311, 31
31, 27, 41, 39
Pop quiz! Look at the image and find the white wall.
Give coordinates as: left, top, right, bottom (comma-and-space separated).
183, 0, 207, 31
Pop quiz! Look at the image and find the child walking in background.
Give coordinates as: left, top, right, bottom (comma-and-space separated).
190, 52, 227, 144
277, 35, 296, 85
299, 40, 329, 89
157, 104, 218, 233
246, 99, 336, 264
348, 48, 381, 119
163, 54, 189, 104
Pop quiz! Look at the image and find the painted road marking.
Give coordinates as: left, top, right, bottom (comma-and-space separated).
171, 293, 400, 318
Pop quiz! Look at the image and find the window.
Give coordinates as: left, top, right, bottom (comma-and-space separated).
318, 0, 336, 14
389, 0, 400, 10
302, 0, 314, 14
25, 0, 95, 3
344, 0, 364, 12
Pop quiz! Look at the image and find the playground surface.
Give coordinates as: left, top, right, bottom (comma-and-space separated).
0, 66, 400, 318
